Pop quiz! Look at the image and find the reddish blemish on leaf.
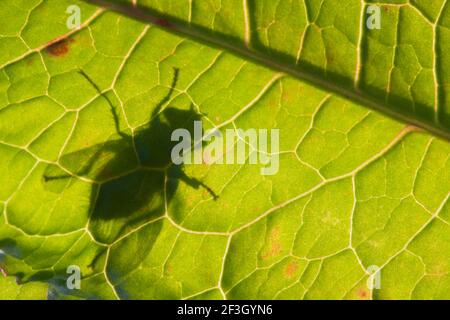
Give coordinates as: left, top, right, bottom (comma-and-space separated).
357, 288, 369, 299
153, 18, 173, 29
261, 228, 282, 260
165, 264, 173, 274
46, 38, 74, 57
283, 261, 299, 279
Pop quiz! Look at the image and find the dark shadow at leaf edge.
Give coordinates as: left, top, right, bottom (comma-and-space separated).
82, 0, 450, 140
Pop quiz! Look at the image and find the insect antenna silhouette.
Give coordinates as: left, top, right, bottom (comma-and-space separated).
43, 68, 218, 243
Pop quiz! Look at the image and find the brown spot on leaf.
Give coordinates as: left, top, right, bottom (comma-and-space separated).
165, 263, 173, 274
283, 261, 299, 279
261, 227, 282, 260
46, 38, 74, 57
357, 288, 369, 299
153, 18, 173, 29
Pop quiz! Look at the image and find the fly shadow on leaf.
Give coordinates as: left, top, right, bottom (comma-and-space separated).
42, 68, 218, 244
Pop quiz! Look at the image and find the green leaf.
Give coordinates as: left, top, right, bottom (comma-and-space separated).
0, 0, 449, 300
0, 272, 48, 299
85, 0, 450, 139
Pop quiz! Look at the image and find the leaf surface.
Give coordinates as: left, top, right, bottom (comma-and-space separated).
0, 274, 48, 300
85, 0, 450, 139
0, 0, 449, 300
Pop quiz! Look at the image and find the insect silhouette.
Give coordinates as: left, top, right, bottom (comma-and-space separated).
43, 68, 218, 242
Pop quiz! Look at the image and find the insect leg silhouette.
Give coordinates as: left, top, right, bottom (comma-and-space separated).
43, 148, 109, 182
77, 69, 129, 139
150, 67, 179, 119
174, 169, 219, 200
45, 69, 131, 182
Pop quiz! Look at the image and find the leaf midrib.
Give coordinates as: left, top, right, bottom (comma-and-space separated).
83, 0, 450, 141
